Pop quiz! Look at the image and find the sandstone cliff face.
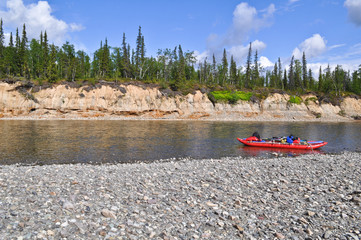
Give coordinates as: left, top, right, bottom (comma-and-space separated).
0, 81, 360, 121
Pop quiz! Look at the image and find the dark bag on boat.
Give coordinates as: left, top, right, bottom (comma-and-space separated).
252, 132, 261, 140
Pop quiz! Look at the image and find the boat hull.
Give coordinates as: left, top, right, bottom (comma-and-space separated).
237, 138, 328, 150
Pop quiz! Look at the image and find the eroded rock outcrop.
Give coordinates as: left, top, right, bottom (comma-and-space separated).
0, 81, 359, 121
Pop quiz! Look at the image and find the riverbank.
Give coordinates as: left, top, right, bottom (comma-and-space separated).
1, 81, 361, 122
0, 113, 356, 122
0, 152, 360, 239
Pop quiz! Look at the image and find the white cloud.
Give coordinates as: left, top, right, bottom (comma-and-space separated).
259, 56, 274, 68
229, 40, 267, 63
226, 2, 275, 45
199, 2, 275, 65
344, 0, 361, 26
292, 34, 327, 59
0, 0, 84, 45
194, 50, 210, 63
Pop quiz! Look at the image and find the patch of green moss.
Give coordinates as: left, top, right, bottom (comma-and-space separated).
208, 91, 253, 104
288, 95, 302, 105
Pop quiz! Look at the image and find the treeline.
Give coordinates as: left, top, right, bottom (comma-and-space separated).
0, 19, 360, 95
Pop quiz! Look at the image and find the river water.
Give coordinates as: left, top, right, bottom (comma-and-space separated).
0, 120, 360, 165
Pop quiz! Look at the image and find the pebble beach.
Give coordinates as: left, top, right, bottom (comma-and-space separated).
0, 152, 360, 239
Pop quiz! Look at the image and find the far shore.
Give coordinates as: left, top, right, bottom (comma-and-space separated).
0, 114, 357, 122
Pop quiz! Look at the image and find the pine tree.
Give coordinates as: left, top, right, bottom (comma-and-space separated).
245, 42, 252, 88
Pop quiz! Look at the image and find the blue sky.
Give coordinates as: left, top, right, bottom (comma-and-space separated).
1, 0, 361, 74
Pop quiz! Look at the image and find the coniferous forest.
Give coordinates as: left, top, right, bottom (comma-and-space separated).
0, 20, 360, 97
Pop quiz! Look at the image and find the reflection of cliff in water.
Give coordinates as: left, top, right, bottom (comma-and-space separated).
0, 120, 360, 165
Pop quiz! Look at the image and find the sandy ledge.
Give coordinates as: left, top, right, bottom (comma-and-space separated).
0, 152, 360, 239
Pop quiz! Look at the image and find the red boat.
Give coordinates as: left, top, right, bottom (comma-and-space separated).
237, 137, 328, 150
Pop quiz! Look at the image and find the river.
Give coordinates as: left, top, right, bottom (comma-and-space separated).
0, 120, 360, 165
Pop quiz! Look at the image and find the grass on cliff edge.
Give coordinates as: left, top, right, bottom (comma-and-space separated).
208, 91, 253, 104
288, 95, 303, 104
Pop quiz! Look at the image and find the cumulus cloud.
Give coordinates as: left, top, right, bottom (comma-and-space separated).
259, 56, 274, 68
229, 40, 267, 63
226, 2, 275, 45
292, 34, 327, 59
0, 0, 84, 45
344, 0, 361, 26
200, 2, 275, 65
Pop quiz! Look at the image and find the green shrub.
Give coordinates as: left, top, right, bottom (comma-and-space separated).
305, 97, 317, 105
288, 95, 302, 104
338, 110, 346, 117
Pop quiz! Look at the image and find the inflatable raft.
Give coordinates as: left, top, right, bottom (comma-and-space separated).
237, 137, 328, 150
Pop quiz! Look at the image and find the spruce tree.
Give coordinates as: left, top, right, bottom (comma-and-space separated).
177, 45, 186, 84
42, 31, 49, 78
253, 50, 259, 86
288, 56, 295, 90
302, 52, 308, 89
212, 54, 217, 84
0, 19, 4, 76
47, 44, 58, 82
15, 28, 21, 75
308, 69, 314, 90
245, 42, 252, 88
283, 69, 287, 90
20, 24, 28, 77
294, 59, 302, 89
230, 55, 237, 85
135, 26, 142, 68
271, 63, 278, 88
121, 33, 130, 78
278, 58, 282, 89
101, 38, 110, 78
318, 66, 323, 91
221, 48, 228, 86
5, 32, 15, 76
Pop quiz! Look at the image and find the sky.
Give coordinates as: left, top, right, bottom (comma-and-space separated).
1, 0, 361, 74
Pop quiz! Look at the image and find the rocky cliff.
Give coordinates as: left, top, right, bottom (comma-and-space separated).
0, 81, 360, 121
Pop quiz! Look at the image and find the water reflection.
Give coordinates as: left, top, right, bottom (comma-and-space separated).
0, 120, 359, 165
240, 146, 325, 158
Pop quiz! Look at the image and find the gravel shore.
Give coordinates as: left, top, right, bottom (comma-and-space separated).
1, 152, 360, 239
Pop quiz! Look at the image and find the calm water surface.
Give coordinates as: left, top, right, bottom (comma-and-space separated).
0, 120, 360, 165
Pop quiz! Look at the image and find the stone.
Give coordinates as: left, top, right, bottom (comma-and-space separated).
101, 209, 116, 219
62, 201, 74, 210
